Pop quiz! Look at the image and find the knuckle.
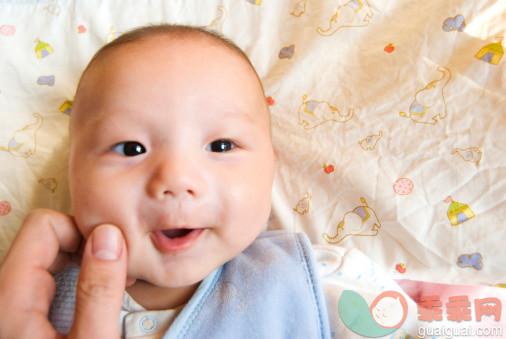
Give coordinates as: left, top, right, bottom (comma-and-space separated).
24, 208, 54, 227
26, 208, 52, 218
77, 270, 117, 301
23, 209, 58, 246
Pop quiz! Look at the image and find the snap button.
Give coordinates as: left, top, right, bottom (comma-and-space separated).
139, 315, 157, 333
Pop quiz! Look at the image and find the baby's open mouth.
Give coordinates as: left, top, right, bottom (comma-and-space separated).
161, 228, 194, 238
152, 228, 204, 253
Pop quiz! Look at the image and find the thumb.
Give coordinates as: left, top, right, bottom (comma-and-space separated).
69, 225, 127, 339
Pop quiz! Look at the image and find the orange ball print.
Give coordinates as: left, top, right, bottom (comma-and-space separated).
0, 201, 12, 216
393, 178, 414, 195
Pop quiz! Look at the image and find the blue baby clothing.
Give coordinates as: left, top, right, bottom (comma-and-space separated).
49, 231, 331, 338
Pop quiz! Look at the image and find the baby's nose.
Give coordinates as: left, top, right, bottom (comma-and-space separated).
146, 152, 204, 200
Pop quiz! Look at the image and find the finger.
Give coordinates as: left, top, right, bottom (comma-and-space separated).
0, 209, 81, 338
48, 238, 85, 274
0, 260, 58, 339
69, 225, 127, 339
5, 209, 81, 273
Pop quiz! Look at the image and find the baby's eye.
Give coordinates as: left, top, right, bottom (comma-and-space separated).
111, 142, 146, 156
206, 139, 235, 152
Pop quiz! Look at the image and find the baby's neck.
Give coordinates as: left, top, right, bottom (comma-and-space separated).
126, 280, 200, 310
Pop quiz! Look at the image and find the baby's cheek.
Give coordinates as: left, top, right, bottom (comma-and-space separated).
72, 184, 123, 236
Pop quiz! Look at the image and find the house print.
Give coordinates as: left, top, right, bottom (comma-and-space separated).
475, 37, 503, 65
445, 196, 475, 226
35, 40, 54, 59
59, 100, 73, 115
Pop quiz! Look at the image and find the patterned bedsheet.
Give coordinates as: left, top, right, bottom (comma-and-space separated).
0, 0, 504, 287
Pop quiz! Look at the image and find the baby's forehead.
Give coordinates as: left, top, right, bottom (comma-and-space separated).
77, 32, 264, 99
85, 32, 259, 84
71, 33, 268, 133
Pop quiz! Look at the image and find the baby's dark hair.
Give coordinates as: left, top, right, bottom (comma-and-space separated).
75, 24, 262, 95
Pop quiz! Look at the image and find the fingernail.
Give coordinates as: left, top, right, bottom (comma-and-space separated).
92, 225, 122, 261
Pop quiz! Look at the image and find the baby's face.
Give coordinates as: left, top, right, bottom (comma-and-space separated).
69, 36, 274, 288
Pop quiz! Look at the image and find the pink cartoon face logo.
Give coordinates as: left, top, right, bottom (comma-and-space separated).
339, 290, 408, 337
370, 291, 408, 329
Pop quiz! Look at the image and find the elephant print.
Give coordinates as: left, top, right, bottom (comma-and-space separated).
451, 147, 482, 165
1, 113, 43, 158
359, 131, 383, 150
400, 66, 451, 124
291, 0, 309, 17
298, 94, 354, 129
294, 193, 311, 215
317, 0, 373, 36
39, 177, 58, 193
208, 6, 228, 33
323, 198, 381, 244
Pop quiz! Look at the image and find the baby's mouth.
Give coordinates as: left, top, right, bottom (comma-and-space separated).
161, 228, 193, 238
151, 228, 204, 253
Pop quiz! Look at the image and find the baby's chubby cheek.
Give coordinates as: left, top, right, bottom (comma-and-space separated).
70, 178, 132, 234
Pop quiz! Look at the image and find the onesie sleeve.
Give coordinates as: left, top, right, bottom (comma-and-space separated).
312, 244, 420, 338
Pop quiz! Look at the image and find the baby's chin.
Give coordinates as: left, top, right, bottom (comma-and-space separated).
127, 264, 213, 289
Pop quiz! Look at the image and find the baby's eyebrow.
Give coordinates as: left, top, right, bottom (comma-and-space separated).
224, 111, 253, 121
218, 108, 264, 126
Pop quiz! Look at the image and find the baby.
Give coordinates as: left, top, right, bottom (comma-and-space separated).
48, 24, 330, 338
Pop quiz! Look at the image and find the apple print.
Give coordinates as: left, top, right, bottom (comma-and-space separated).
266, 96, 275, 105
395, 263, 406, 274
323, 164, 334, 174
384, 43, 394, 53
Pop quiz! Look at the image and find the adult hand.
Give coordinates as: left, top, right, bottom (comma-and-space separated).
0, 209, 128, 339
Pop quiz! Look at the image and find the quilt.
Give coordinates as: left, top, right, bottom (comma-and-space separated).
0, 0, 504, 288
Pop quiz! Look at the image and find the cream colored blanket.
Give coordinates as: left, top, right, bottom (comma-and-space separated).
0, 0, 504, 287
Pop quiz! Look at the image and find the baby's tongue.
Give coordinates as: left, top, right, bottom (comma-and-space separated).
162, 228, 192, 238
